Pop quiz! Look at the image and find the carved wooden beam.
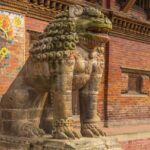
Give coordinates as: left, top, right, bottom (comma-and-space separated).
121, 0, 136, 13
110, 11, 150, 44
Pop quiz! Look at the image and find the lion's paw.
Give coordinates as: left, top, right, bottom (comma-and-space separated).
19, 122, 45, 138
81, 123, 106, 137
52, 127, 81, 139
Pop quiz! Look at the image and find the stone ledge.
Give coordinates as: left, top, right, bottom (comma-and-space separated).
103, 124, 150, 136
0, 135, 123, 150
109, 130, 150, 142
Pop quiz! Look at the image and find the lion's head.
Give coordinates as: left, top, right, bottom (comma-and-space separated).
29, 5, 112, 61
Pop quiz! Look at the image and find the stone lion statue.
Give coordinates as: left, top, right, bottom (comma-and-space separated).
0, 5, 112, 139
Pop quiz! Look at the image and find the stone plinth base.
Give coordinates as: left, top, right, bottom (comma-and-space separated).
0, 135, 123, 150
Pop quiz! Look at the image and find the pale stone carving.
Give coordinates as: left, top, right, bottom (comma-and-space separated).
0, 5, 112, 140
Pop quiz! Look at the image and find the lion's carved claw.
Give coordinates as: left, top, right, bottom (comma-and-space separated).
19, 122, 45, 138
81, 123, 106, 137
52, 126, 81, 139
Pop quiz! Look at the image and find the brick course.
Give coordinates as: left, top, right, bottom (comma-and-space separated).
120, 138, 150, 150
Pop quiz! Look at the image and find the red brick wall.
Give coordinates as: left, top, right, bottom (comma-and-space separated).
103, 0, 120, 10
25, 17, 48, 32
98, 36, 150, 126
25, 17, 48, 59
0, 14, 48, 96
120, 138, 150, 150
0, 11, 25, 95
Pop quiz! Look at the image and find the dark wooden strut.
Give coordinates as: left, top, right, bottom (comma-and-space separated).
121, 0, 136, 12
103, 42, 110, 127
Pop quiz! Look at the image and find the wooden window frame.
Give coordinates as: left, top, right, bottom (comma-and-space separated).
128, 74, 143, 94
121, 67, 149, 95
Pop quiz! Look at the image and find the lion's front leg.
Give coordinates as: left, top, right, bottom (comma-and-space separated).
80, 85, 106, 137
80, 61, 106, 137
52, 58, 81, 139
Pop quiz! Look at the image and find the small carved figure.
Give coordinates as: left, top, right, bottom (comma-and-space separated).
0, 5, 112, 139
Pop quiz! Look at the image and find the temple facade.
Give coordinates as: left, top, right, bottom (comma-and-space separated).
0, 0, 150, 149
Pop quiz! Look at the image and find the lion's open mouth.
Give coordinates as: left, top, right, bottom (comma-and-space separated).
84, 26, 110, 44
86, 27, 109, 34
85, 26, 110, 42
79, 26, 110, 49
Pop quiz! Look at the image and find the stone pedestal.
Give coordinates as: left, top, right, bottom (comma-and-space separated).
0, 135, 123, 150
